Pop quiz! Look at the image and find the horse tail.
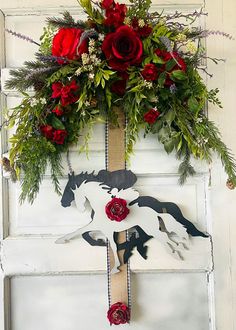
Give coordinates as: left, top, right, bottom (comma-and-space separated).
129, 196, 208, 238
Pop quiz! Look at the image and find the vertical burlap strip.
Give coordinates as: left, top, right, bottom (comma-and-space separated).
108, 107, 129, 306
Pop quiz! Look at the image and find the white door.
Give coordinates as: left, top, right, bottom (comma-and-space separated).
0, 0, 235, 329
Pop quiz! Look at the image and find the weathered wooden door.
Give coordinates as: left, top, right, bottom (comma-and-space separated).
0, 0, 235, 329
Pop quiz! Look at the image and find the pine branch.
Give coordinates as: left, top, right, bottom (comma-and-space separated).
49, 153, 63, 196
178, 147, 196, 184
47, 11, 86, 29
205, 119, 236, 184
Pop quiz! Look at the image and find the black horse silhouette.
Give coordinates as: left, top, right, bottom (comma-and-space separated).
58, 169, 208, 266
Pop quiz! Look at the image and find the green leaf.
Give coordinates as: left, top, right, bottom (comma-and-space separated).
164, 138, 175, 154
188, 96, 199, 112
170, 70, 187, 81
158, 72, 167, 87
152, 54, 165, 64
51, 116, 65, 130
164, 110, 175, 124
165, 59, 176, 71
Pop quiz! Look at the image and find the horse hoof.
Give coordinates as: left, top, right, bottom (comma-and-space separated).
111, 267, 120, 274
55, 238, 68, 244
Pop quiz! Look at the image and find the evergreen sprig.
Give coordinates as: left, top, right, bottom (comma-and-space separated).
47, 11, 86, 29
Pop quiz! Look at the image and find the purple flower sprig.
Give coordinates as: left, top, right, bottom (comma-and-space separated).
5, 29, 40, 46
200, 30, 234, 40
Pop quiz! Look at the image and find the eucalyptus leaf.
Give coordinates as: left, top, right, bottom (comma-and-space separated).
51, 116, 65, 130
170, 70, 187, 81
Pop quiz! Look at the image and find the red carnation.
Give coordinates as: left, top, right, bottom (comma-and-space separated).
141, 63, 158, 81
51, 80, 80, 106
132, 18, 153, 38
104, 3, 127, 28
144, 108, 161, 124
102, 25, 143, 71
52, 106, 63, 116
111, 72, 129, 96
52, 129, 67, 145
101, 0, 114, 9
105, 197, 129, 222
40, 125, 54, 140
155, 49, 186, 86
107, 302, 130, 325
52, 28, 88, 63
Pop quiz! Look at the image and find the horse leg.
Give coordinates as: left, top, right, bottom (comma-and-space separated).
140, 221, 181, 258
55, 221, 94, 244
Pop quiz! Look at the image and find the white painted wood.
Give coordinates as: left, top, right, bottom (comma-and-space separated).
10, 273, 209, 330
1, 0, 236, 329
1, 236, 212, 276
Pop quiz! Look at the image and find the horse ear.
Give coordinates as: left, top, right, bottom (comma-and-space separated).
68, 172, 75, 179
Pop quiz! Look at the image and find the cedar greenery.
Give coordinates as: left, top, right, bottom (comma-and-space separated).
3, 0, 236, 203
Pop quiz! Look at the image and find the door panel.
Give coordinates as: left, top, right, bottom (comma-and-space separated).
1, 0, 236, 329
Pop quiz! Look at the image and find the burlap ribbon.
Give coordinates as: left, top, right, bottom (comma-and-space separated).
107, 107, 129, 306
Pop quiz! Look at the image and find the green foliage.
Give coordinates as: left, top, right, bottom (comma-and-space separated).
3, 0, 235, 203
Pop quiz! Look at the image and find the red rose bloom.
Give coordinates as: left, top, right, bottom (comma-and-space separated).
52, 28, 88, 63
105, 197, 129, 222
52, 129, 67, 145
111, 72, 129, 96
101, 0, 114, 9
51, 80, 80, 106
104, 3, 127, 28
144, 108, 161, 124
102, 25, 143, 71
107, 302, 130, 325
52, 106, 63, 116
132, 18, 153, 37
40, 125, 54, 139
155, 49, 186, 85
141, 63, 158, 81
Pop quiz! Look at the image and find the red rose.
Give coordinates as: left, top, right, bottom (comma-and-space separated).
111, 72, 129, 96
102, 25, 143, 71
155, 49, 186, 86
52, 129, 67, 145
141, 63, 158, 81
52, 106, 63, 116
51, 80, 80, 106
132, 18, 153, 37
107, 302, 130, 325
104, 3, 127, 28
105, 197, 129, 222
52, 28, 88, 63
101, 0, 114, 9
144, 108, 161, 124
40, 125, 54, 139
111, 80, 127, 96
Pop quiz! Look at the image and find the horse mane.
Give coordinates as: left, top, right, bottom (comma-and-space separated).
74, 169, 137, 191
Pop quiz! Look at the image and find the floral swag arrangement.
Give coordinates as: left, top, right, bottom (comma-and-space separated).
3, 0, 236, 203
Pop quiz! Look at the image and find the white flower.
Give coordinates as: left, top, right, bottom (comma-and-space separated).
138, 19, 145, 28
124, 17, 131, 25
186, 41, 197, 54
98, 34, 105, 41
175, 33, 187, 42
40, 98, 47, 105
144, 81, 153, 89
158, 18, 166, 25
81, 53, 90, 65
85, 101, 90, 106
30, 99, 38, 107
88, 72, 95, 79
89, 39, 95, 47
75, 68, 82, 75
